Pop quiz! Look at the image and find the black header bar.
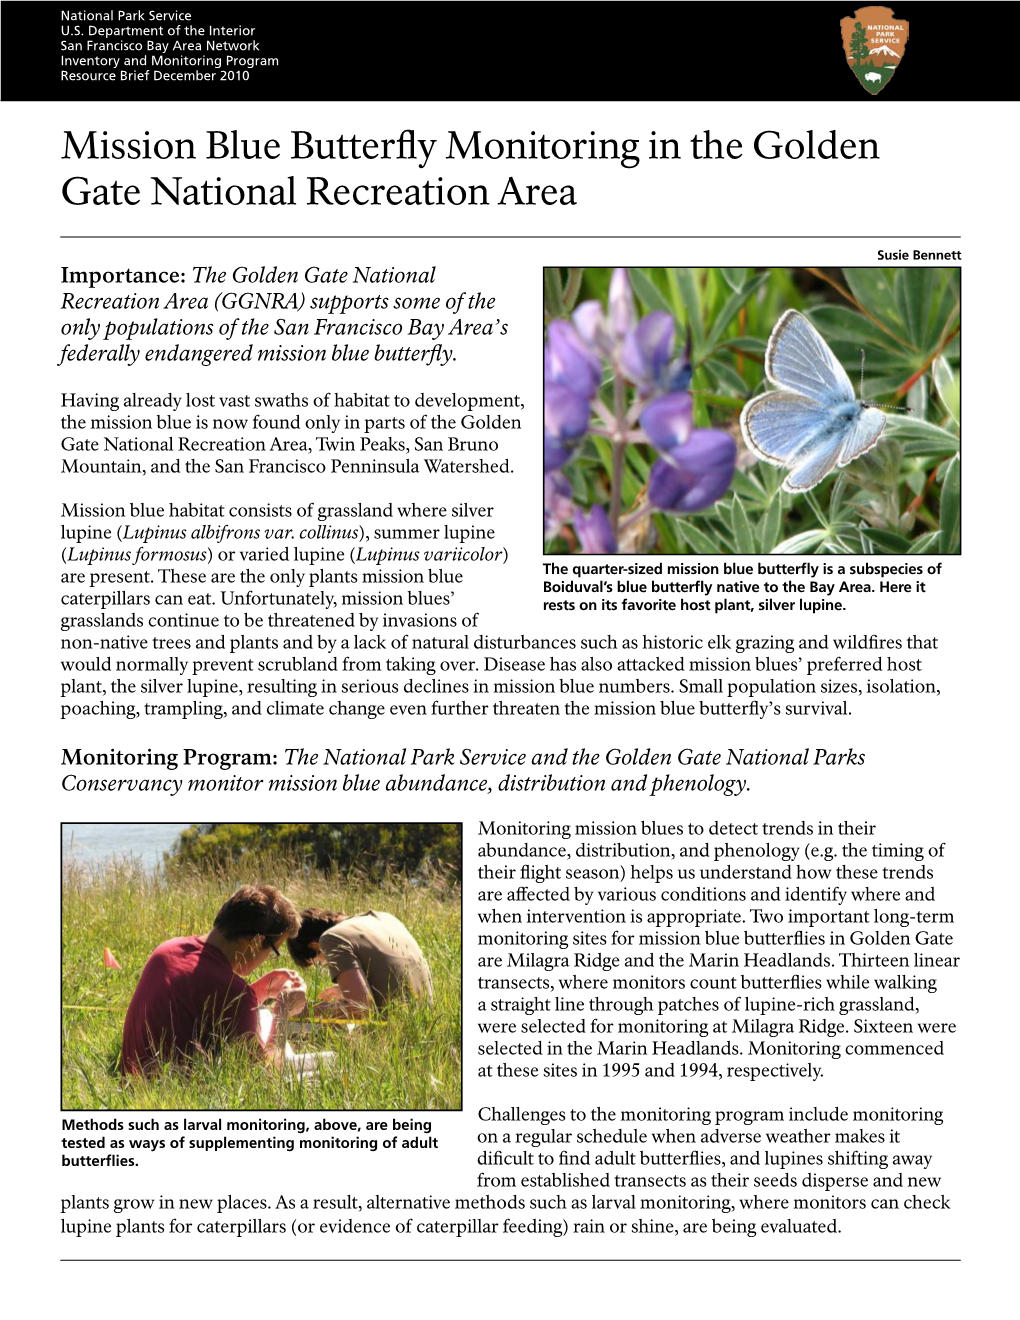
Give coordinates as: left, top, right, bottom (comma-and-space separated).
0, 2, 1000, 102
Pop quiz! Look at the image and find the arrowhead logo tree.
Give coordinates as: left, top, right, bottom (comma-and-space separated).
841, 6, 909, 95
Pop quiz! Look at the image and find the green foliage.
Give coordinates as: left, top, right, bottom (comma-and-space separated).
850, 22, 869, 65
547, 267, 961, 555
171, 822, 461, 880
62, 853, 461, 1110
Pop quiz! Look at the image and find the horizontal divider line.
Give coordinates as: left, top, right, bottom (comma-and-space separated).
59, 235, 964, 240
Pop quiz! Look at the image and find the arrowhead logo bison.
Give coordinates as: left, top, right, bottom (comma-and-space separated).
841, 6, 908, 95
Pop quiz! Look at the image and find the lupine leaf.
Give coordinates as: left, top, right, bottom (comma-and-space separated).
758, 492, 783, 554
771, 529, 829, 555
932, 354, 960, 423
939, 455, 961, 553
729, 498, 756, 554
628, 268, 673, 316
674, 520, 724, 554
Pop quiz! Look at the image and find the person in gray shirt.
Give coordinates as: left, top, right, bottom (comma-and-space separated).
288, 909, 434, 1016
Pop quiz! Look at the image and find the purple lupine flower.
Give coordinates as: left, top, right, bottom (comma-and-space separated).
665, 351, 693, 394
619, 310, 675, 393
546, 269, 733, 550
545, 320, 600, 399
608, 267, 636, 339
573, 504, 617, 555
572, 299, 606, 350
640, 392, 735, 513
544, 471, 575, 539
544, 382, 590, 472
640, 392, 694, 452
648, 429, 737, 514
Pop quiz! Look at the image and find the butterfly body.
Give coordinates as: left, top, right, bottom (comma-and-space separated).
740, 310, 887, 493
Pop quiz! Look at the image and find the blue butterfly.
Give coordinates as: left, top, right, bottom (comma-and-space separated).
740, 310, 888, 493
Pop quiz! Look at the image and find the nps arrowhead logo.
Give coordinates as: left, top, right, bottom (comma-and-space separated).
841, 6, 909, 95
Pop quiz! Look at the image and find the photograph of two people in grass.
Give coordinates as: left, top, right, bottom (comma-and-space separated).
62, 822, 462, 1111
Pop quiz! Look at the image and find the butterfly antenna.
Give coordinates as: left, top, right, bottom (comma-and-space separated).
861, 347, 912, 412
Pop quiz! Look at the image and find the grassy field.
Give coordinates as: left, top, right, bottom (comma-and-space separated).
61, 852, 462, 1110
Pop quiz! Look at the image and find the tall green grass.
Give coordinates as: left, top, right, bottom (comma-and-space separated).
62, 852, 461, 1110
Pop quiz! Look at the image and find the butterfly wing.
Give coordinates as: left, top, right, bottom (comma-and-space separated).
766, 310, 855, 405
782, 406, 886, 492
837, 406, 886, 467
740, 390, 830, 465
784, 435, 845, 492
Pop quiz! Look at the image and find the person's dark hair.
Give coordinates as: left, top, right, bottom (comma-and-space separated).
288, 908, 347, 967
213, 885, 299, 946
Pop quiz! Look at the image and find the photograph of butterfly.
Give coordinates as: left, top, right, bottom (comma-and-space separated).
544, 267, 960, 555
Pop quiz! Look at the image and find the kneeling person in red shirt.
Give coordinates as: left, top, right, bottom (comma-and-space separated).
121, 884, 306, 1075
